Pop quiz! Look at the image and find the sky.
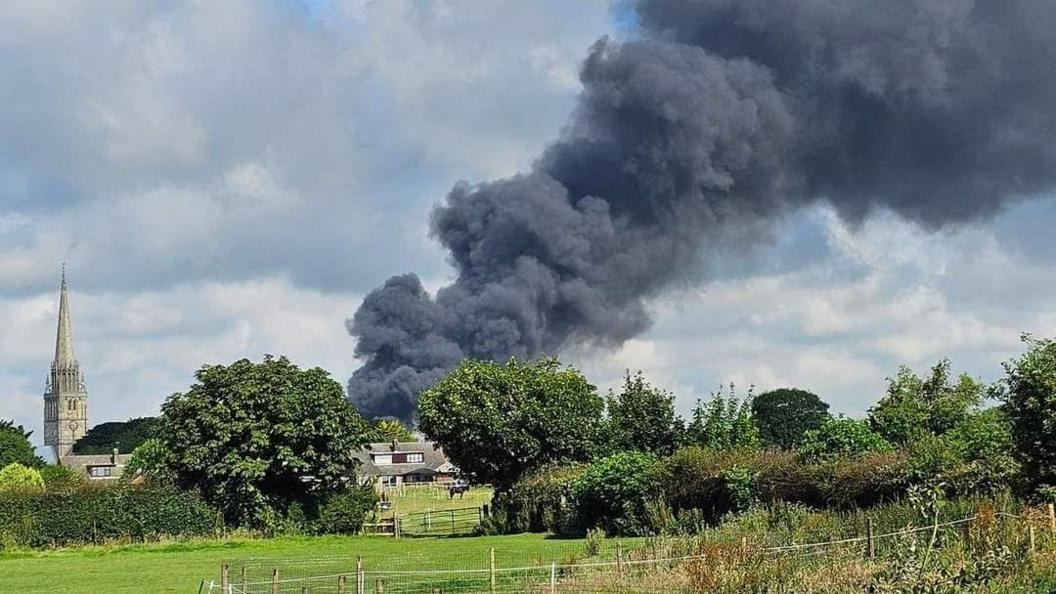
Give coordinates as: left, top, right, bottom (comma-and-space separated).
1, 0, 1054, 456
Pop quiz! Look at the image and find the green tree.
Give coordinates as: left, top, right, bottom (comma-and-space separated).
799, 417, 893, 461
0, 420, 44, 468
369, 419, 416, 444
72, 417, 161, 454
997, 335, 1056, 492
752, 388, 830, 448
123, 438, 174, 483
868, 360, 984, 445
160, 355, 372, 527
571, 451, 658, 534
603, 371, 683, 456
0, 462, 45, 494
686, 384, 758, 450
417, 358, 604, 489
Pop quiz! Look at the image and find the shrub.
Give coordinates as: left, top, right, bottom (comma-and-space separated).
0, 463, 45, 495
0, 485, 220, 548
657, 447, 769, 522
799, 417, 893, 462
122, 438, 173, 484
317, 486, 378, 535
38, 465, 85, 492
495, 463, 586, 534
572, 451, 658, 535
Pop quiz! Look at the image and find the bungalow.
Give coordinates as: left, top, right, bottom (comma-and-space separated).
353, 441, 458, 490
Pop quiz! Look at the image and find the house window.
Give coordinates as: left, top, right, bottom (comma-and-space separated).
373, 454, 392, 466
406, 453, 424, 463
89, 466, 112, 478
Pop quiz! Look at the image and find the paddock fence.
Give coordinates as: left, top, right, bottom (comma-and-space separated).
200, 505, 1056, 594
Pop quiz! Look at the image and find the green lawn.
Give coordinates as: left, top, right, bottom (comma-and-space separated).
0, 532, 623, 594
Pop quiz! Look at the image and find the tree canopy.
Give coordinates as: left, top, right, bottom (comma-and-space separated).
686, 385, 759, 451
603, 371, 683, 456
752, 388, 830, 448
868, 360, 984, 446
160, 355, 372, 527
998, 335, 1056, 493
368, 419, 416, 444
0, 420, 44, 468
417, 358, 604, 489
72, 416, 161, 454
799, 417, 893, 461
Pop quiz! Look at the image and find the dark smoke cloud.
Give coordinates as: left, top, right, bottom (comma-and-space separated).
348, 0, 1056, 421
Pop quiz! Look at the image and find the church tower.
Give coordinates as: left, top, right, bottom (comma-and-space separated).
43, 267, 88, 459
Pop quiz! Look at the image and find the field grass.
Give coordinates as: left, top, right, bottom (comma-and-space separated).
0, 532, 618, 594
380, 485, 493, 518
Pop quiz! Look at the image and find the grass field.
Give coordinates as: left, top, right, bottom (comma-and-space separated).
0, 532, 616, 594
380, 485, 493, 518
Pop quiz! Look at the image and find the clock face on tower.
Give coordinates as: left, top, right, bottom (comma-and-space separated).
68, 420, 78, 431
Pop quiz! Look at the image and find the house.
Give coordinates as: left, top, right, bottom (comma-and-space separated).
353, 441, 458, 489
59, 448, 131, 481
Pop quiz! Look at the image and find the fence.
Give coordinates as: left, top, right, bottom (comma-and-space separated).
398, 507, 483, 537
201, 504, 1056, 594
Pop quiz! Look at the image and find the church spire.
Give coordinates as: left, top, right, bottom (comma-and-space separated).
54, 264, 78, 369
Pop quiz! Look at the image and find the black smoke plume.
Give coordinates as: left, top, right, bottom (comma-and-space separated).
348, 0, 1056, 422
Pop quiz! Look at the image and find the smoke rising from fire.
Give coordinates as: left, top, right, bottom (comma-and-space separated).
348, 0, 1056, 421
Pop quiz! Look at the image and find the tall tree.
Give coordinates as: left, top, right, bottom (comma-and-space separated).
72, 416, 162, 454
603, 371, 683, 456
161, 356, 372, 527
998, 335, 1056, 492
686, 384, 758, 450
369, 419, 416, 444
0, 420, 44, 468
869, 360, 984, 446
752, 388, 830, 448
417, 358, 604, 489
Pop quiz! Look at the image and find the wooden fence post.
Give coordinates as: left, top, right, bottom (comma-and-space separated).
240, 566, 247, 594
867, 518, 876, 561
549, 562, 557, 594
490, 548, 497, 594
740, 536, 748, 556
338, 574, 347, 594
616, 542, 624, 575
451, 509, 456, 533
271, 568, 281, 594
356, 556, 364, 594
1028, 525, 1036, 553
1048, 503, 1055, 535
220, 564, 229, 593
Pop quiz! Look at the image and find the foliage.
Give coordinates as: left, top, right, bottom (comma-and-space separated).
418, 358, 604, 489
571, 451, 658, 535
685, 384, 759, 451
493, 463, 587, 534
368, 419, 416, 444
869, 360, 984, 446
317, 486, 378, 534
998, 335, 1056, 494
122, 438, 173, 483
799, 417, 893, 462
71, 417, 162, 455
38, 465, 85, 492
0, 463, 45, 495
751, 388, 830, 448
602, 371, 683, 456
160, 355, 372, 528
0, 420, 44, 469
0, 485, 219, 548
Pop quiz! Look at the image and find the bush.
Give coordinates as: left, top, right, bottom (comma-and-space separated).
494, 463, 586, 534
656, 447, 770, 522
0, 485, 220, 548
122, 438, 173, 484
0, 463, 45, 495
38, 465, 85, 492
799, 417, 893, 461
572, 451, 658, 535
317, 487, 378, 535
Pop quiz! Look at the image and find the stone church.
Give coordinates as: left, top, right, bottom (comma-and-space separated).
43, 268, 130, 479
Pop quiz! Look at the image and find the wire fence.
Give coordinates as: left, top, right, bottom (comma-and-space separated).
199, 510, 1056, 594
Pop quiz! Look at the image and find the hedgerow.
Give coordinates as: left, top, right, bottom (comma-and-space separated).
0, 485, 220, 548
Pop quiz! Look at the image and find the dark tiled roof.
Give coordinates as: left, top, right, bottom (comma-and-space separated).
352, 441, 457, 477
